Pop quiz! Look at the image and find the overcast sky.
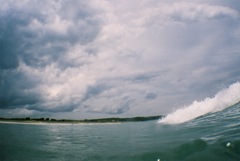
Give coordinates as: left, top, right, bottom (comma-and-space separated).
1, 0, 240, 119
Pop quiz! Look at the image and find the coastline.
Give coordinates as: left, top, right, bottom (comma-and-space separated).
0, 120, 122, 125
0, 115, 163, 125
0, 120, 76, 125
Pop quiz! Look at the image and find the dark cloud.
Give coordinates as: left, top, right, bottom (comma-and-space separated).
0, 0, 101, 69
125, 70, 166, 83
0, 11, 25, 69
145, 92, 157, 100
107, 103, 130, 114
83, 84, 111, 101
0, 10, 45, 111
21, 4, 100, 69
108, 97, 132, 115
0, 0, 101, 114
86, 97, 131, 115
133, 73, 156, 83
0, 70, 41, 109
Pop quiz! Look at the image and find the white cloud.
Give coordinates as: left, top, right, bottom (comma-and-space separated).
165, 3, 239, 21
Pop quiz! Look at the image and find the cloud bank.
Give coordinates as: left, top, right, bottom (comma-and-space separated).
0, 0, 240, 118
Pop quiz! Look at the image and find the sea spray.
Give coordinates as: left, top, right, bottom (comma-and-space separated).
159, 82, 240, 124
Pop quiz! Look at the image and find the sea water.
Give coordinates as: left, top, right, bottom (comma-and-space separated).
1, 83, 240, 161
1, 103, 240, 161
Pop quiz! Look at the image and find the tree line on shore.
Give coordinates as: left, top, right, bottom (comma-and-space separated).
0, 115, 163, 123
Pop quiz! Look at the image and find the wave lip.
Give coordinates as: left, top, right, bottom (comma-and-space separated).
159, 82, 240, 124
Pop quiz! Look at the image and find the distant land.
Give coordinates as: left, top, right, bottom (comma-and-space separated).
0, 115, 164, 124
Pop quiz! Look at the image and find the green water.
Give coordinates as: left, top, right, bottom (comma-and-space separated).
1, 103, 240, 161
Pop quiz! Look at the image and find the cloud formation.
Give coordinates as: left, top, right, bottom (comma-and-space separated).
0, 0, 240, 118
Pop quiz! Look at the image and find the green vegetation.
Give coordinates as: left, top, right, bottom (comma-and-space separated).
0, 115, 163, 124
83, 116, 162, 123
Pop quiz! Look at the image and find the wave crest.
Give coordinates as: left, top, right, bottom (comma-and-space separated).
159, 82, 240, 124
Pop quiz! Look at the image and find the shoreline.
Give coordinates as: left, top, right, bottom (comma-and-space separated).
0, 120, 122, 125
0, 115, 163, 125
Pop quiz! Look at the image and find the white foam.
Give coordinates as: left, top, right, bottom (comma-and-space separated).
159, 82, 240, 124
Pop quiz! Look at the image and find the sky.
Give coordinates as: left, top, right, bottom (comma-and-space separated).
0, 0, 240, 119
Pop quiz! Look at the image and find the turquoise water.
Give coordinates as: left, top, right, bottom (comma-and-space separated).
1, 102, 240, 161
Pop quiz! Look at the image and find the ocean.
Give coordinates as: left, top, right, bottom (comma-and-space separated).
1, 83, 240, 161
0, 102, 240, 161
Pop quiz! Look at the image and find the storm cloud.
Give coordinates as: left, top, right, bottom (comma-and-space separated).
0, 0, 240, 118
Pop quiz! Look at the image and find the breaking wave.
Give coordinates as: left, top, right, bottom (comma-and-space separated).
159, 82, 240, 124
